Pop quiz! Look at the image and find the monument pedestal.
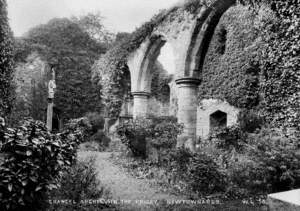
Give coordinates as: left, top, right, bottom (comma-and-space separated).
46, 98, 53, 131
268, 189, 300, 211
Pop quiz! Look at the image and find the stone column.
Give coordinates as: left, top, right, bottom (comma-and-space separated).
175, 78, 201, 150
132, 91, 150, 118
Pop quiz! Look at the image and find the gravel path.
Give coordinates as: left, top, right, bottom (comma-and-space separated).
78, 151, 182, 210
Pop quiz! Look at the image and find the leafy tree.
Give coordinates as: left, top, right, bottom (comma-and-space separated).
72, 12, 114, 45
0, 0, 15, 118
14, 17, 108, 122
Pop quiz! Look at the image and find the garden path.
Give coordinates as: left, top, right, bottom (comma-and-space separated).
78, 151, 182, 210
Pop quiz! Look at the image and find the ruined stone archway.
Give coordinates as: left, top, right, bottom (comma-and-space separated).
127, 0, 237, 148
128, 35, 175, 118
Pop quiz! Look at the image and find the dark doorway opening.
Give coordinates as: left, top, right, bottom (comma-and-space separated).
210, 110, 227, 131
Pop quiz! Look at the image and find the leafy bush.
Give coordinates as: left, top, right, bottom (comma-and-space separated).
85, 112, 105, 133
89, 130, 111, 151
224, 155, 268, 199
48, 156, 111, 211
116, 117, 183, 158
246, 128, 300, 193
187, 153, 226, 197
0, 118, 84, 211
165, 147, 192, 172
209, 127, 300, 198
150, 116, 183, 149
208, 126, 247, 151
160, 148, 225, 198
116, 118, 152, 158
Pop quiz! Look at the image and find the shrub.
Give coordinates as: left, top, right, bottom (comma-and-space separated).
187, 153, 226, 197
208, 126, 247, 151
116, 117, 183, 158
150, 117, 183, 151
48, 156, 111, 210
64, 117, 92, 137
116, 118, 152, 158
224, 155, 268, 199
85, 112, 105, 133
165, 147, 193, 175
89, 130, 111, 151
215, 127, 300, 198
246, 128, 300, 193
162, 148, 225, 198
0, 118, 84, 211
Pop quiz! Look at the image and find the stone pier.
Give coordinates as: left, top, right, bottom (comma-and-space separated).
175, 78, 201, 150
132, 91, 150, 118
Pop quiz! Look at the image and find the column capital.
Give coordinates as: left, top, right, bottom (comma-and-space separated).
175, 77, 201, 86
131, 91, 151, 97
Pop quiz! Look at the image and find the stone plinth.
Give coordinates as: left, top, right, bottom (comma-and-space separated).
46, 99, 54, 131
268, 189, 300, 211
132, 91, 150, 118
175, 78, 201, 150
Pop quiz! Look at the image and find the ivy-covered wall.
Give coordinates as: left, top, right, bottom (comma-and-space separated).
199, 1, 299, 131
199, 5, 260, 109
0, 0, 15, 118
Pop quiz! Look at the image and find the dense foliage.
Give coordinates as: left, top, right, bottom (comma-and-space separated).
116, 117, 183, 158
167, 149, 226, 197
117, 124, 300, 202
83, 112, 111, 151
208, 126, 247, 151
0, 0, 15, 118
201, 126, 300, 198
13, 17, 108, 122
49, 156, 111, 211
0, 118, 85, 210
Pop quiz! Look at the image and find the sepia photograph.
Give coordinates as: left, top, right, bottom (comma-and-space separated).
0, 0, 299, 210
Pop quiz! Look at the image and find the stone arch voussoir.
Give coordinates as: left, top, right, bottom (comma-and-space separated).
185, 0, 236, 78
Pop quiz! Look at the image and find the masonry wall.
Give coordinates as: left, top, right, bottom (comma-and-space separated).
197, 99, 239, 138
